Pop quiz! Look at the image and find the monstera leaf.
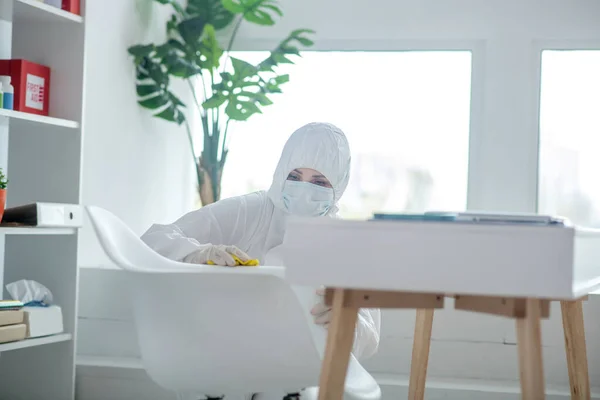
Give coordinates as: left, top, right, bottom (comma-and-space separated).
203, 55, 293, 121
133, 55, 186, 124
221, 0, 283, 26
259, 29, 315, 71
202, 27, 315, 121
154, 41, 202, 77
187, 0, 235, 30
169, 16, 224, 71
153, 0, 186, 17
197, 25, 224, 70
177, 15, 208, 45
203, 57, 262, 121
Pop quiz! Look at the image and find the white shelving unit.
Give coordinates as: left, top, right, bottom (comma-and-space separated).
0, 226, 77, 235
0, 0, 85, 399
12, 0, 83, 23
0, 332, 72, 352
0, 108, 80, 129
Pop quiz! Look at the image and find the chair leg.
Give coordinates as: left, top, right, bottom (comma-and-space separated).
318, 289, 359, 400
408, 308, 435, 400
561, 300, 591, 400
516, 299, 545, 400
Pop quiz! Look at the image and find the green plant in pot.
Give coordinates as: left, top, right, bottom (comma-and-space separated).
0, 168, 7, 223
128, 0, 315, 206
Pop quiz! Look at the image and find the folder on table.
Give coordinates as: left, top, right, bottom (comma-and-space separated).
373, 211, 569, 226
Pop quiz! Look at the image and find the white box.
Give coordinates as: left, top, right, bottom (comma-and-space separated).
36, 203, 81, 227
2, 203, 82, 227
24, 305, 63, 338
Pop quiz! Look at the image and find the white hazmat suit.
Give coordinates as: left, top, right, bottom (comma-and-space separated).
141, 122, 381, 360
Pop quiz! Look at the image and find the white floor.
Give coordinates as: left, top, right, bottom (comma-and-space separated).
75, 363, 599, 400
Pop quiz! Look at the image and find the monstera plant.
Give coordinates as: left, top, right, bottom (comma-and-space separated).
128, 0, 315, 205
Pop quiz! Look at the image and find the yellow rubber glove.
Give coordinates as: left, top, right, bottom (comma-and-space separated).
207, 254, 259, 267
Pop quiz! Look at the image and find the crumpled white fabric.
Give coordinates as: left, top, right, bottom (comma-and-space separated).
6, 279, 54, 305
141, 122, 380, 359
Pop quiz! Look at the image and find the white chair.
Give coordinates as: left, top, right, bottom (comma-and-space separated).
86, 206, 381, 400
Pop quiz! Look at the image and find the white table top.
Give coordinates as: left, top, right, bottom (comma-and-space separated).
283, 218, 600, 300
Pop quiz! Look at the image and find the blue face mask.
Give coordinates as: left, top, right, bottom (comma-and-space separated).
282, 181, 334, 217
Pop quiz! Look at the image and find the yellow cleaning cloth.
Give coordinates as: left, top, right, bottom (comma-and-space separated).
207, 254, 259, 267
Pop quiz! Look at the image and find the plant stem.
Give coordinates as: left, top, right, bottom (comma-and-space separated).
187, 77, 210, 178
210, 71, 218, 137
208, 70, 221, 200
200, 114, 210, 163
199, 72, 210, 105
209, 72, 221, 168
222, 16, 244, 73
183, 119, 203, 187
226, 17, 244, 52
195, 72, 217, 159
187, 78, 204, 117
188, 76, 211, 172
221, 118, 230, 161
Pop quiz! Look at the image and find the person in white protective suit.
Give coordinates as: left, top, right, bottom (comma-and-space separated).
141, 122, 381, 396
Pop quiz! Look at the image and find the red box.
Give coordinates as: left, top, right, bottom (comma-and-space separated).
62, 0, 80, 15
0, 60, 51, 116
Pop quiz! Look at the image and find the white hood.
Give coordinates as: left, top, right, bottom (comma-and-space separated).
267, 122, 351, 215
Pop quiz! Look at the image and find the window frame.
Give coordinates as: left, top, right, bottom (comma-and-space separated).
230, 38, 484, 212
229, 37, 600, 215
535, 40, 600, 217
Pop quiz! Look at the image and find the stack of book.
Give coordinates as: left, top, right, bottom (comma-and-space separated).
0, 300, 27, 344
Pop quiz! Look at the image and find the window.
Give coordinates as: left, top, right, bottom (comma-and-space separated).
220, 51, 472, 219
538, 50, 600, 227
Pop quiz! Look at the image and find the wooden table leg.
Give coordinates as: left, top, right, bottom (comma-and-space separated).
561, 300, 591, 400
318, 289, 359, 400
516, 298, 546, 400
408, 308, 435, 400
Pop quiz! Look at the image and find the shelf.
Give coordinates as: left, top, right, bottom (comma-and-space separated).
0, 333, 72, 352
13, 0, 82, 24
0, 226, 77, 235
0, 109, 79, 129
77, 355, 144, 370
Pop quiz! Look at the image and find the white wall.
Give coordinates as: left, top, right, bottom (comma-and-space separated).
76, 0, 195, 388
230, 0, 600, 215
77, 0, 600, 398
78, 0, 194, 269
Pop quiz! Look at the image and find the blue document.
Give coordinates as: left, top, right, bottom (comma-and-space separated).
373, 211, 569, 226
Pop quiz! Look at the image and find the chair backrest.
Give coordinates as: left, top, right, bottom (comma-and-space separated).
86, 206, 322, 395
85, 206, 380, 399
86, 206, 162, 270
130, 272, 324, 396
